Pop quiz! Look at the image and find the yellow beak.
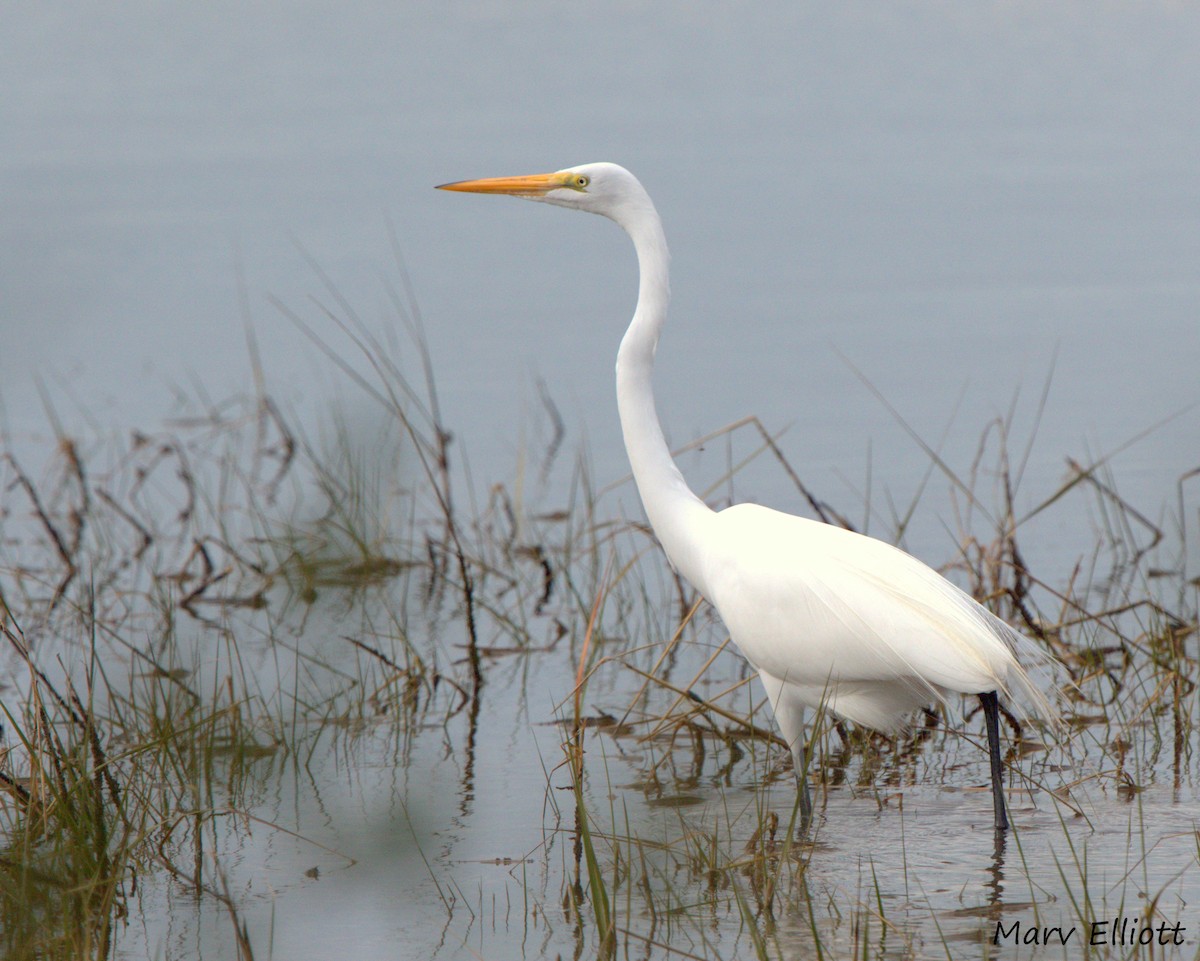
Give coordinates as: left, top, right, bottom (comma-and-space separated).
436, 171, 572, 197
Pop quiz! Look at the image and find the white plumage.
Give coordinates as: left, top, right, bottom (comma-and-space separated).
440, 162, 1057, 830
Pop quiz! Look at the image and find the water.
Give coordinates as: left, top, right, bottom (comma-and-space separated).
4, 4, 1197, 517
107, 574, 1200, 960
3, 3, 1200, 958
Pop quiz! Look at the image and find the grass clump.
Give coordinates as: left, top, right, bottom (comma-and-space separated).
0, 278, 1196, 960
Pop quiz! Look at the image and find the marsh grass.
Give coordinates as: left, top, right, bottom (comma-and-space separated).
0, 285, 1197, 959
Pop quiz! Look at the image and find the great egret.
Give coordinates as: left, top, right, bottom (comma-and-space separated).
439, 162, 1055, 831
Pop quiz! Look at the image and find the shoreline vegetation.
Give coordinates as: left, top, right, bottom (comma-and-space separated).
0, 304, 1196, 960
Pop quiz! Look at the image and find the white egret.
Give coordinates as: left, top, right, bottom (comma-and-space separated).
439, 163, 1055, 831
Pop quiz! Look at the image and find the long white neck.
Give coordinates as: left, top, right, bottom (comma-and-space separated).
614, 201, 715, 594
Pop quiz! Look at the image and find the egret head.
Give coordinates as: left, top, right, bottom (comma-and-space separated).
438, 162, 652, 227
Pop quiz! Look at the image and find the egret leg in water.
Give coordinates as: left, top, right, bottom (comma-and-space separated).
439, 163, 1057, 830
979, 691, 1009, 832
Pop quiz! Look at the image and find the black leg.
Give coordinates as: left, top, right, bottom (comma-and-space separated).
979, 691, 1009, 832
786, 729, 814, 832
796, 740, 813, 831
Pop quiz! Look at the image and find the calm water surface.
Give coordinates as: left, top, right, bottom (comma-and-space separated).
4, 4, 1197, 528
